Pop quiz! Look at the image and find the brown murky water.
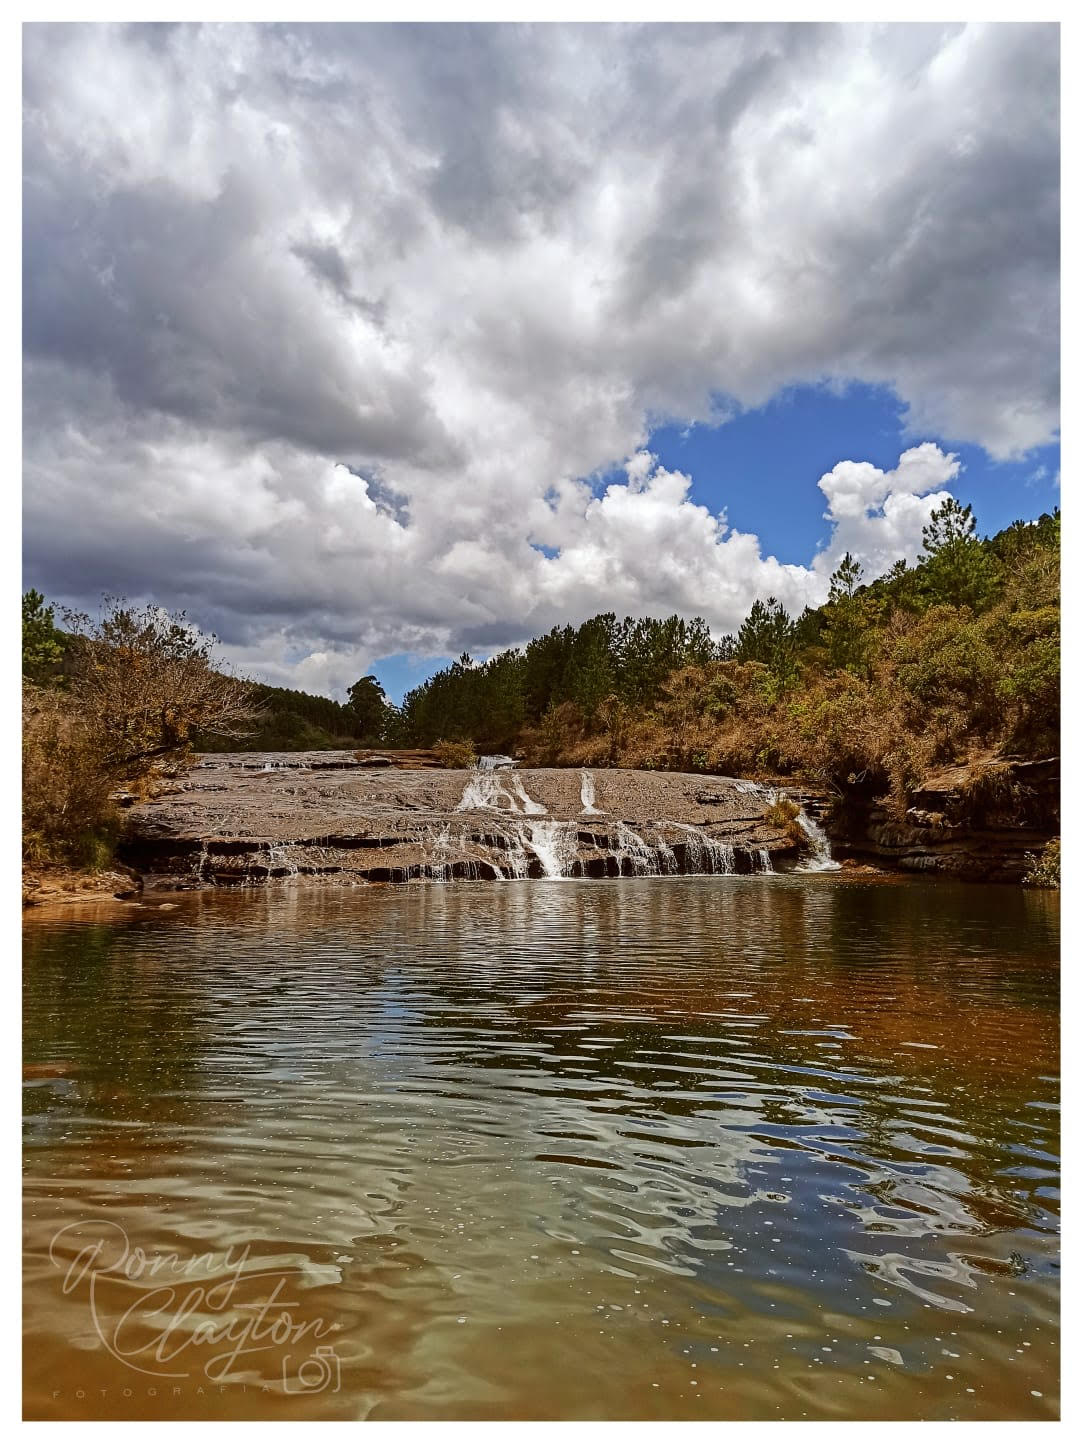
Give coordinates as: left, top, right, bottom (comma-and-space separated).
23, 876, 1059, 1420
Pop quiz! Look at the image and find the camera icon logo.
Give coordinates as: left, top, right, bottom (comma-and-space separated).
282, 1344, 342, 1394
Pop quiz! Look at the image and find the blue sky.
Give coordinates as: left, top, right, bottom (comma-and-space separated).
370, 383, 1059, 704
649, 384, 1060, 567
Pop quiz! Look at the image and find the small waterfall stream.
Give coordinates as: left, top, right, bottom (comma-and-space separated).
794, 809, 842, 872
579, 771, 603, 815
455, 766, 547, 815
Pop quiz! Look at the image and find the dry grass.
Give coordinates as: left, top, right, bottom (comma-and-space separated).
22, 687, 118, 866
763, 795, 805, 843
1023, 838, 1060, 889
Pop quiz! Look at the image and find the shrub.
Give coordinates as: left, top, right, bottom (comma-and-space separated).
434, 738, 478, 769
63, 598, 258, 780
763, 794, 805, 844
1023, 838, 1060, 889
22, 687, 118, 866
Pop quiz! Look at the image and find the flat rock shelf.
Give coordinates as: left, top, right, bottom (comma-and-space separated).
119, 752, 814, 889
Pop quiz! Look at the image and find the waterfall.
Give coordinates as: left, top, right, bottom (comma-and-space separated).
669, 822, 737, 874
447, 763, 803, 882
500, 829, 530, 879
478, 754, 517, 771
795, 809, 841, 872
579, 771, 604, 815
524, 821, 578, 878
265, 843, 299, 879
456, 767, 546, 814
611, 821, 657, 876
509, 775, 547, 815
428, 823, 453, 882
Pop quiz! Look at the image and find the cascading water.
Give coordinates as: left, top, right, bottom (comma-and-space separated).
794, 809, 841, 872
579, 771, 603, 815
455, 768, 547, 815
509, 776, 547, 815
448, 765, 798, 882
427, 823, 454, 882
668, 822, 737, 874
523, 821, 578, 878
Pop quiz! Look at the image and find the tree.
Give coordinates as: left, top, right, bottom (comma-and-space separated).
828, 552, 862, 604
347, 674, 390, 741
735, 597, 798, 684
22, 589, 64, 683
63, 598, 258, 778
824, 553, 868, 671
920, 499, 998, 609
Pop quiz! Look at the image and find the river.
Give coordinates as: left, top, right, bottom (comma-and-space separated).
23, 875, 1059, 1420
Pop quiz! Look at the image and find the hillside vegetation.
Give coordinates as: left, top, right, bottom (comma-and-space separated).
398, 501, 1059, 813
21, 598, 388, 871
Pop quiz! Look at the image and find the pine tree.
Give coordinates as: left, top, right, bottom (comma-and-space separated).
920, 499, 998, 609
736, 597, 798, 684
825, 553, 868, 671
22, 590, 64, 683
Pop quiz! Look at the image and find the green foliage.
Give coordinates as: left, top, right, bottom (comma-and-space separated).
347, 673, 393, 742
22, 589, 64, 683
401, 612, 719, 749
823, 553, 872, 672
1023, 838, 1060, 889
403, 648, 527, 751
920, 498, 999, 609
198, 682, 379, 751
735, 597, 797, 685
829, 551, 862, 603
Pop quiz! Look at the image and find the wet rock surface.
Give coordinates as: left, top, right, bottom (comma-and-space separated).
119, 752, 807, 889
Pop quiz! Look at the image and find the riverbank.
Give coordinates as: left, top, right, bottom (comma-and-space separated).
22, 865, 142, 909
825, 754, 1059, 882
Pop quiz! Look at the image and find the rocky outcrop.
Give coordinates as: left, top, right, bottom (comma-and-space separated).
826, 756, 1059, 882
118, 753, 808, 890
22, 865, 143, 909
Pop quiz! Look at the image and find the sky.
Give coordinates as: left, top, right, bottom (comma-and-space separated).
22, 21, 1060, 704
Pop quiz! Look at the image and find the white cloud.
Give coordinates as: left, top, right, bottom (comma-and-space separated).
812, 442, 961, 582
